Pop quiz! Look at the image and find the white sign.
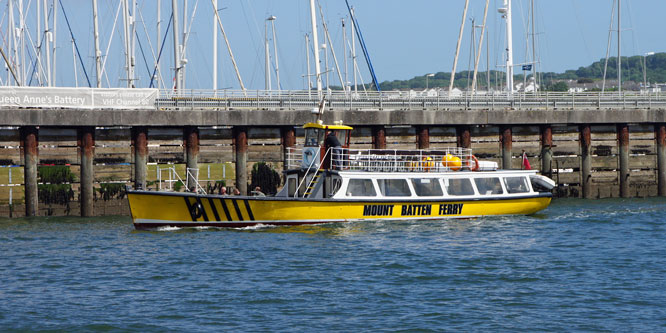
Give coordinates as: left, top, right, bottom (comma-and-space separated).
0, 87, 158, 110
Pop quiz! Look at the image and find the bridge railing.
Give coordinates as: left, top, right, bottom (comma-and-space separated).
155, 89, 666, 111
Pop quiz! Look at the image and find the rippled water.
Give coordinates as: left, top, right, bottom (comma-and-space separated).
1, 198, 665, 331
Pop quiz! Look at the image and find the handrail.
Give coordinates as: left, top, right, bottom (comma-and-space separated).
155, 89, 666, 111
294, 147, 325, 197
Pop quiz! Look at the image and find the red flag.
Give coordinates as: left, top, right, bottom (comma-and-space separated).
522, 151, 531, 170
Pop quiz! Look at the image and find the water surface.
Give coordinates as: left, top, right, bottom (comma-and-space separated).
1, 198, 665, 331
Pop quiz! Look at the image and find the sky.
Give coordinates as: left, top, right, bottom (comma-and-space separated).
1, 0, 665, 90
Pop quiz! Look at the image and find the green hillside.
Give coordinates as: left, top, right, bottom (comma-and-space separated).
376, 53, 666, 91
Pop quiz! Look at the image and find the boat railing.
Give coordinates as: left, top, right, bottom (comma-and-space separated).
156, 166, 207, 194
285, 146, 475, 173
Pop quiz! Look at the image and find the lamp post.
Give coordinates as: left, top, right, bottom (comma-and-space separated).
644, 51, 655, 92
426, 73, 435, 90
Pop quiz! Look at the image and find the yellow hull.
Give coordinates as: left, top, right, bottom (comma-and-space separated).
127, 191, 552, 229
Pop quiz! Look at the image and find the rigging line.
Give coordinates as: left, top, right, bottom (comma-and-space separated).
602, 0, 617, 93
101, 1, 122, 88
27, 5, 55, 86
134, 30, 152, 83
569, 0, 594, 70
149, 12, 172, 88
59, 0, 91, 87
0, 46, 20, 85
137, 7, 164, 87
344, 0, 380, 91
181, 0, 199, 58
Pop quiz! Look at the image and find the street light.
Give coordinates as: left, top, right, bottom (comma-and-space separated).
426, 73, 435, 90
644, 52, 655, 91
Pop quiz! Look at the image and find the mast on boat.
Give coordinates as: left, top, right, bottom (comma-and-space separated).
498, 0, 514, 96
309, 0, 323, 98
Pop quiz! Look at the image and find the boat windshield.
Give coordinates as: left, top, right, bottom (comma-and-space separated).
305, 128, 324, 147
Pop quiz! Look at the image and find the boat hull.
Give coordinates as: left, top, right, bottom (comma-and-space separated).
127, 190, 552, 229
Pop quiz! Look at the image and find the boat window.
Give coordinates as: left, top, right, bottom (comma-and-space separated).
346, 179, 376, 197
377, 179, 412, 197
305, 128, 324, 147
503, 176, 530, 194
411, 178, 443, 196
474, 177, 503, 195
444, 178, 475, 196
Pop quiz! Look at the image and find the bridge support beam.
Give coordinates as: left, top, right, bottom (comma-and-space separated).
132, 127, 148, 190
500, 126, 512, 169
21, 127, 39, 217
617, 124, 630, 198
78, 127, 95, 217
372, 126, 386, 149
234, 127, 248, 195
580, 125, 592, 199
184, 126, 199, 192
416, 126, 429, 149
541, 125, 553, 178
657, 124, 666, 196
456, 125, 471, 149
281, 126, 296, 170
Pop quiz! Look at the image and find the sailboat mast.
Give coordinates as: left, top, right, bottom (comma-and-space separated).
122, 0, 132, 87
471, 0, 489, 95
43, 0, 51, 86
449, 0, 469, 95
617, 0, 621, 93
212, 0, 217, 91
156, 0, 161, 89
504, 0, 514, 95
308, 0, 322, 97
93, 0, 102, 87
172, 0, 181, 91
271, 18, 280, 90
305, 34, 311, 95
351, 8, 357, 94
531, 0, 537, 91
52, 0, 57, 86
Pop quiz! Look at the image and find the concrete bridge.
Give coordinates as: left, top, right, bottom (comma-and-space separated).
1, 88, 666, 217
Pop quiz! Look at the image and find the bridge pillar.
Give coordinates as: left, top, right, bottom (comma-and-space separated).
20, 127, 38, 217
617, 124, 630, 198
657, 124, 666, 196
281, 126, 296, 170
416, 126, 429, 149
78, 127, 95, 217
500, 126, 512, 169
580, 125, 592, 199
234, 127, 248, 195
372, 126, 386, 149
541, 125, 553, 177
132, 127, 148, 190
456, 125, 471, 149
184, 126, 199, 192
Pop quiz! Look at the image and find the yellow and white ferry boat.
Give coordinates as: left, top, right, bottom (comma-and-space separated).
127, 121, 555, 230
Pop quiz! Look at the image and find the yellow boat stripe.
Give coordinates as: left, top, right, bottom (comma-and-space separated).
183, 197, 196, 221
219, 198, 233, 221
206, 198, 220, 221
195, 197, 209, 221
231, 199, 244, 221
243, 200, 255, 221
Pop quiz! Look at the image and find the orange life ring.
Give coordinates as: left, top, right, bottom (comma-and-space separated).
467, 155, 480, 171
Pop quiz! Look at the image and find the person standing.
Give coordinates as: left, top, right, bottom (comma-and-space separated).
325, 131, 342, 169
